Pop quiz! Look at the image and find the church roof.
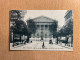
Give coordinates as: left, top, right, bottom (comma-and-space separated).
33, 16, 57, 23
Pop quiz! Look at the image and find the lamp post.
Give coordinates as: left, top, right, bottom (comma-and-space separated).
42, 42, 45, 48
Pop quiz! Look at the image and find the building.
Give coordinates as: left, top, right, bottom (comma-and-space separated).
64, 10, 73, 24
30, 16, 57, 41
64, 10, 73, 47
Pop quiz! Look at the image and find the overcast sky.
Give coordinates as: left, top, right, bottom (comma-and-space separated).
23, 10, 67, 28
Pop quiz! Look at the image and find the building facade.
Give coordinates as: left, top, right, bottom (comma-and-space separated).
31, 16, 57, 40
64, 10, 73, 24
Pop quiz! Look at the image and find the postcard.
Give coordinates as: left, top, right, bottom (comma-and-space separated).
10, 10, 73, 51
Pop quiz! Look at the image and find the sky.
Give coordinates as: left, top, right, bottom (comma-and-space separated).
23, 10, 67, 28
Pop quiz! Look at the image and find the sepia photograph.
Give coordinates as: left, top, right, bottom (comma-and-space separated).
10, 10, 73, 51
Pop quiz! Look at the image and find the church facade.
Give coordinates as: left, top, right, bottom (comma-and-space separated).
31, 16, 57, 40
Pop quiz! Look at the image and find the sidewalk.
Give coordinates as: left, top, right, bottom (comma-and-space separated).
10, 41, 73, 51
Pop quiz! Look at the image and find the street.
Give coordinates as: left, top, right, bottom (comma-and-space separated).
10, 41, 73, 51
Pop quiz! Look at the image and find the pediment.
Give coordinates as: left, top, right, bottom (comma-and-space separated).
33, 16, 56, 23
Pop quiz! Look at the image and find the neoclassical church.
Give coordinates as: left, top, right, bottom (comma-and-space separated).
31, 16, 57, 40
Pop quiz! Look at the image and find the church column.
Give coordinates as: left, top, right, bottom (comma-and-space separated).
48, 25, 49, 38
44, 25, 45, 38
44, 25, 45, 41
40, 25, 41, 38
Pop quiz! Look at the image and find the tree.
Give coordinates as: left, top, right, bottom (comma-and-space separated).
12, 20, 28, 45
64, 19, 73, 47
65, 20, 73, 35
61, 19, 73, 36
26, 19, 37, 43
10, 10, 27, 45
49, 21, 58, 38
58, 19, 73, 46
49, 21, 58, 44
13, 20, 28, 35
59, 19, 73, 37
10, 10, 27, 20
59, 27, 66, 36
